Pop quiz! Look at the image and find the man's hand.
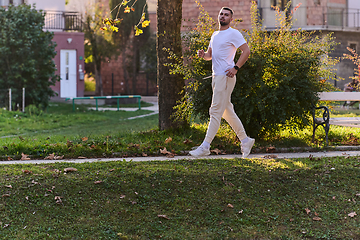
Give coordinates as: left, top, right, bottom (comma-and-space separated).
197, 49, 205, 58
225, 67, 237, 78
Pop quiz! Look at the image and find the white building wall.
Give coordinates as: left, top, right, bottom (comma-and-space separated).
66, 0, 96, 15
348, 0, 360, 28
26, 0, 65, 11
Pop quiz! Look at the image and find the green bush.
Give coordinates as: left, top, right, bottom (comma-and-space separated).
172, 2, 339, 138
0, 5, 59, 108
84, 78, 96, 92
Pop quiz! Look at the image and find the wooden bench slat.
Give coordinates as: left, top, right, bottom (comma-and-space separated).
318, 92, 360, 101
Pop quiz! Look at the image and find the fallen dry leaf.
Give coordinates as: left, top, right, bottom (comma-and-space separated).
314, 212, 319, 216
78, 156, 86, 159
305, 208, 311, 215
94, 181, 103, 184
165, 137, 172, 144
166, 153, 175, 158
119, 195, 126, 199
22, 169, 32, 174
31, 180, 40, 185
4, 185, 12, 189
44, 154, 64, 160
183, 139, 192, 144
64, 167, 78, 172
7, 157, 12, 161
211, 148, 221, 155
54, 196, 62, 204
264, 154, 278, 159
312, 217, 322, 221
66, 140, 73, 147
158, 215, 170, 220
160, 147, 171, 155
348, 212, 357, 218
82, 137, 88, 142
2, 194, 10, 197
21, 153, 30, 160
44, 153, 55, 160
356, 193, 360, 197
266, 146, 276, 153
227, 203, 234, 208
142, 153, 148, 157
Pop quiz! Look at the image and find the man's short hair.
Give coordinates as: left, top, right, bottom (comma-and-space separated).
221, 7, 234, 16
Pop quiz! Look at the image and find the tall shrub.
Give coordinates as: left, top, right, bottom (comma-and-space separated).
0, 5, 59, 108
172, 2, 338, 138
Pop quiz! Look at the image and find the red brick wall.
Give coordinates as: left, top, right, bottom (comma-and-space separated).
182, 0, 255, 31
101, 55, 158, 96
306, 0, 347, 26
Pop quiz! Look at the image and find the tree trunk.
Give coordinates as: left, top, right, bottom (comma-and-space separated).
157, 0, 186, 130
94, 66, 103, 96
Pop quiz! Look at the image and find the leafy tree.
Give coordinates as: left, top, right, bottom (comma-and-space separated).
84, 3, 120, 96
105, 0, 186, 129
0, 4, 59, 109
172, 2, 339, 137
343, 47, 360, 86
109, 0, 150, 94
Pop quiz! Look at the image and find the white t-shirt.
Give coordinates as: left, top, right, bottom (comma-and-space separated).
208, 27, 247, 75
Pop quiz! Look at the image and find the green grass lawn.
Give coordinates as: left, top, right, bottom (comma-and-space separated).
0, 157, 359, 239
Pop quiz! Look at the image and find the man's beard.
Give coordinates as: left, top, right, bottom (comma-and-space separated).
219, 20, 229, 26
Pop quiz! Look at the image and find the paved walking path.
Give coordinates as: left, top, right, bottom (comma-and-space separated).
2, 149, 360, 165
88, 96, 159, 115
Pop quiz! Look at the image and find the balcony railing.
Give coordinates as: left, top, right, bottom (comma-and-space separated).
257, 6, 360, 30
44, 11, 82, 31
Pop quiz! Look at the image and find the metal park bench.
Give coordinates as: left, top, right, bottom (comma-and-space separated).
65, 95, 142, 111
313, 92, 360, 145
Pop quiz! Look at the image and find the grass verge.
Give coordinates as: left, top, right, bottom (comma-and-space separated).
0, 102, 359, 160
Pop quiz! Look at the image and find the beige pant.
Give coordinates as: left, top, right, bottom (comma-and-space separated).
204, 75, 247, 143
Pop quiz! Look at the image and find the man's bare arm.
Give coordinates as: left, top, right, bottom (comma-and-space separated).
225, 43, 250, 78
197, 47, 212, 60
234, 43, 250, 68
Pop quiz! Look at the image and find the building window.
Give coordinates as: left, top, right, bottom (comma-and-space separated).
349, 43, 357, 53
272, 0, 291, 11
5, 0, 24, 6
12, 0, 24, 5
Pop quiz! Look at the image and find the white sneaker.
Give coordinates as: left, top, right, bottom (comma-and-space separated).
189, 145, 210, 157
241, 138, 255, 158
